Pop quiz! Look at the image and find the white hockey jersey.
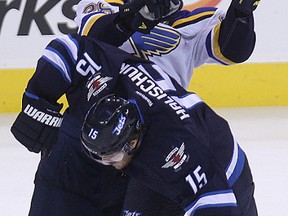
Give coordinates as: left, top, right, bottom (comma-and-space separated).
75, 0, 234, 88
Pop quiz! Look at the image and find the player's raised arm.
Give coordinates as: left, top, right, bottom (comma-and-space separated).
168, 0, 260, 67
216, 0, 261, 63
75, 0, 182, 46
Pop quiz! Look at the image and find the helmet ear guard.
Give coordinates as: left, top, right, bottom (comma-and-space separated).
80, 94, 144, 161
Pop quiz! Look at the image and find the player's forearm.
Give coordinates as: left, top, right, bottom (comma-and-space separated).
26, 64, 68, 104
84, 13, 134, 47
218, 2, 256, 63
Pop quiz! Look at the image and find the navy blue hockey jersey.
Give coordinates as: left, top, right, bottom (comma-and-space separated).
26, 33, 245, 215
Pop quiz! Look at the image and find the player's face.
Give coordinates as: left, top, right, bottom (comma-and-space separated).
110, 153, 134, 170
98, 139, 138, 169
100, 151, 126, 164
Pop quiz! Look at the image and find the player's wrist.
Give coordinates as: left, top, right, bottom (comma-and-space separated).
118, 0, 182, 34
231, 0, 261, 16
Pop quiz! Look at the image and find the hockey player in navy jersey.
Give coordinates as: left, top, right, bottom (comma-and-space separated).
75, 0, 260, 214
10, 3, 187, 215
81, 91, 258, 215
10, 0, 260, 215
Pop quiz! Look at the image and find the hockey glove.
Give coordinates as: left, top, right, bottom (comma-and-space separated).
232, 0, 261, 15
140, 0, 182, 20
11, 93, 63, 154
141, 0, 182, 20
118, 0, 182, 34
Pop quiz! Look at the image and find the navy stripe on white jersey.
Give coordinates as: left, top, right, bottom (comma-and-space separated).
78, 12, 105, 36
205, 30, 229, 65
205, 26, 236, 65
171, 7, 237, 66
171, 7, 217, 28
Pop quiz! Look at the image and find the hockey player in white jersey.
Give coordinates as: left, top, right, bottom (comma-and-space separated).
75, 0, 259, 88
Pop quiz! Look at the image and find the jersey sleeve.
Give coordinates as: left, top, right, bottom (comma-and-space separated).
26, 34, 79, 103
75, 0, 133, 46
169, 6, 255, 67
75, 0, 120, 37
168, 7, 231, 67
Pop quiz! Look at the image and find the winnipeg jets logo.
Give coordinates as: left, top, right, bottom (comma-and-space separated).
112, 114, 126, 136
86, 73, 112, 101
129, 26, 180, 60
122, 210, 142, 216
162, 143, 187, 170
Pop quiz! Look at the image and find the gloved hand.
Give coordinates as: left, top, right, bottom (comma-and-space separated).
232, 0, 261, 15
118, 0, 183, 33
141, 0, 182, 20
11, 93, 63, 155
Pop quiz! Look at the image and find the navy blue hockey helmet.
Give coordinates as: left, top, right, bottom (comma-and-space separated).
81, 95, 143, 158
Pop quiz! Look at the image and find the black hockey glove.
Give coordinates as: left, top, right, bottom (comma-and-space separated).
118, 0, 182, 34
11, 93, 63, 155
232, 0, 261, 15
141, 0, 182, 20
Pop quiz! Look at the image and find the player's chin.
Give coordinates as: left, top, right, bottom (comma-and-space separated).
112, 155, 133, 170
112, 163, 126, 170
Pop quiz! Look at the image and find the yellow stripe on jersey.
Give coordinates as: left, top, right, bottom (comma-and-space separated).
212, 23, 236, 65
171, 11, 215, 28
105, 0, 123, 5
82, 14, 106, 36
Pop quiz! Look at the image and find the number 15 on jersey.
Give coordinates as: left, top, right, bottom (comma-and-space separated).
185, 165, 208, 194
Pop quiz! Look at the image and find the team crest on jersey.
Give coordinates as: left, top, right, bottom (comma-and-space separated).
86, 73, 112, 101
162, 143, 187, 170
129, 26, 180, 60
82, 2, 114, 15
